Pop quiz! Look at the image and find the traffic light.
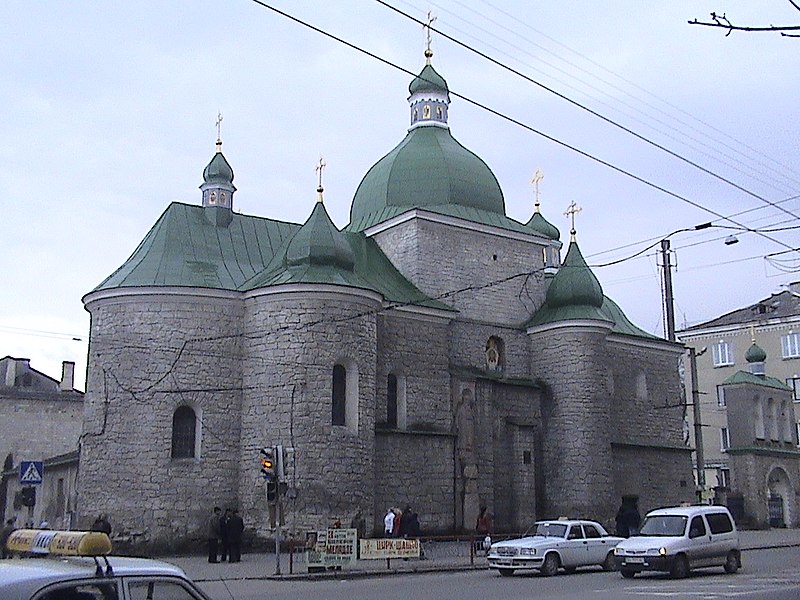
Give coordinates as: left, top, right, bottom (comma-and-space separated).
20, 486, 36, 507
260, 447, 276, 481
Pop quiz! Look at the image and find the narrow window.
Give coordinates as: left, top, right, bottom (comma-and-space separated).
782, 332, 800, 358
523, 450, 532, 465
387, 374, 398, 428
332, 364, 346, 426
716, 385, 726, 407
712, 341, 733, 367
171, 406, 196, 458
720, 427, 730, 451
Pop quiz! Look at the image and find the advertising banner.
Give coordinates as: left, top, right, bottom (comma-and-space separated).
306, 528, 357, 569
359, 537, 420, 560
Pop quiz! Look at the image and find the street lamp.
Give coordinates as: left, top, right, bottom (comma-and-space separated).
688, 346, 707, 502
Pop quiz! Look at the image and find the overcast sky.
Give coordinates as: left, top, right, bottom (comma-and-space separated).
2, 1, 799, 390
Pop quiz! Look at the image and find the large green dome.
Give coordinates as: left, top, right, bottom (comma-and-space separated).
349, 126, 505, 231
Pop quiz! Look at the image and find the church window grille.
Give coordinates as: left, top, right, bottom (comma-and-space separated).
436, 106, 443, 119
782, 332, 800, 359
387, 374, 398, 428
171, 406, 196, 458
332, 364, 347, 426
423, 104, 431, 119
209, 192, 216, 205
712, 341, 733, 367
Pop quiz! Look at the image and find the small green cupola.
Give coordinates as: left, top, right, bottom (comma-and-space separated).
200, 119, 236, 226
745, 339, 767, 376
409, 48, 450, 128
285, 182, 355, 271
525, 169, 561, 275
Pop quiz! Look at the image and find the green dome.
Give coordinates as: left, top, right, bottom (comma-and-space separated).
745, 342, 767, 363
409, 63, 449, 97
349, 126, 505, 231
285, 200, 355, 270
525, 212, 560, 241
203, 151, 234, 185
545, 241, 604, 309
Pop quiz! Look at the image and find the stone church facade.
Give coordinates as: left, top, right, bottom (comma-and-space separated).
77, 54, 692, 549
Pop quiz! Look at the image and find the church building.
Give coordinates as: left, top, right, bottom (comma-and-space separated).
78, 50, 692, 550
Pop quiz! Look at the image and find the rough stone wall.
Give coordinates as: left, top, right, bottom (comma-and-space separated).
374, 431, 454, 535
450, 322, 530, 379
0, 392, 82, 467
730, 452, 800, 528
240, 291, 379, 539
79, 293, 243, 549
372, 218, 547, 325
376, 312, 451, 432
529, 325, 615, 520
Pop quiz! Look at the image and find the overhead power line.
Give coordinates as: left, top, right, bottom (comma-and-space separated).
248, 0, 797, 254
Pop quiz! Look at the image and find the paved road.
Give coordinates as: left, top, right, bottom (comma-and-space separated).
195, 545, 800, 600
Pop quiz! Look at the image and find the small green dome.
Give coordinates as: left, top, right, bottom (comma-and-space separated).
203, 151, 234, 185
745, 342, 767, 363
285, 200, 355, 270
525, 212, 560, 241
349, 126, 505, 231
545, 241, 603, 309
409, 63, 449, 97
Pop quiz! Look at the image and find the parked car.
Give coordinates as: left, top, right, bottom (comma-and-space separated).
487, 519, 624, 576
613, 504, 740, 579
1, 528, 212, 600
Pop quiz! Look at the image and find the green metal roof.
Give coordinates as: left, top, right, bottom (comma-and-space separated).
409, 63, 449, 97
203, 151, 234, 185
744, 342, 767, 363
721, 370, 791, 391
91, 202, 299, 292
285, 200, 355, 270
525, 211, 560, 241
348, 126, 506, 232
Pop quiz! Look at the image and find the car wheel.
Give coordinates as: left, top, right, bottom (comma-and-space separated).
602, 551, 616, 571
724, 551, 739, 574
670, 554, 690, 579
540, 553, 560, 577
498, 568, 514, 577
620, 569, 636, 579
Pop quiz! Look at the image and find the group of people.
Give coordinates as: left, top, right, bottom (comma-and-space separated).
383, 505, 422, 538
207, 506, 245, 563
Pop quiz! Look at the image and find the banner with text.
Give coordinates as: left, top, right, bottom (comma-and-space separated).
359, 537, 420, 560
306, 528, 357, 568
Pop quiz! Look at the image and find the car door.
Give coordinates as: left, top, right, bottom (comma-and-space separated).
582, 523, 611, 564
686, 515, 712, 568
559, 524, 587, 567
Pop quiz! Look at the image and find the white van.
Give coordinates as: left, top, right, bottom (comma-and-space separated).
613, 505, 740, 579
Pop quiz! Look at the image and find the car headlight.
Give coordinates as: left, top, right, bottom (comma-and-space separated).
519, 548, 537, 556
659, 547, 667, 556
614, 547, 624, 555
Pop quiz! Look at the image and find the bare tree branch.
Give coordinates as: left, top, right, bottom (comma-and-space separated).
689, 9, 800, 36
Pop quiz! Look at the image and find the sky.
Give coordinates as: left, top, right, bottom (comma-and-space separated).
2, 1, 799, 391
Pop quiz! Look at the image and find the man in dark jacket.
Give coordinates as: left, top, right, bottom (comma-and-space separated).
227, 509, 245, 563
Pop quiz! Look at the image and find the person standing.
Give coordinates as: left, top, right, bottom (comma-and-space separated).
208, 506, 222, 563
91, 514, 112, 535
227, 509, 244, 563
219, 508, 231, 562
476, 506, 492, 554
1, 518, 16, 559
383, 508, 395, 537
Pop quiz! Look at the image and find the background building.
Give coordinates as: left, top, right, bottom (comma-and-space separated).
0, 356, 83, 528
677, 282, 800, 502
77, 54, 693, 551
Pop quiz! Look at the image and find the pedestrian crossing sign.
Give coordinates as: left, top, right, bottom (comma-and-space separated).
19, 461, 43, 485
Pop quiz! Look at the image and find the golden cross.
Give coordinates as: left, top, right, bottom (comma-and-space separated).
215, 112, 223, 142
315, 157, 327, 189
424, 10, 436, 60
564, 201, 582, 237
749, 324, 756, 343
531, 169, 544, 212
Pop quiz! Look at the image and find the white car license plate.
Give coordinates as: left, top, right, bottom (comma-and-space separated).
625, 557, 645, 564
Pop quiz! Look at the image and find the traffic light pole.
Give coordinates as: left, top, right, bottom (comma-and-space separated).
275, 494, 282, 576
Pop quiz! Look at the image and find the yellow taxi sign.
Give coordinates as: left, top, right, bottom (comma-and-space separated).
6, 529, 112, 557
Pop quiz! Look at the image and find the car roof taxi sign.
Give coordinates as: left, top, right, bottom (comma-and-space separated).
6, 529, 112, 557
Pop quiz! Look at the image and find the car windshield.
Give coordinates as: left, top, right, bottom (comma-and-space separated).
524, 522, 568, 538
638, 515, 687, 537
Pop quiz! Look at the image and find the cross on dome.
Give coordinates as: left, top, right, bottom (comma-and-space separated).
424, 10, 436, 63
215, 112, 223, 151
531, 168, 544, 213
315, 156, 327, 202
564, 201, 582, 240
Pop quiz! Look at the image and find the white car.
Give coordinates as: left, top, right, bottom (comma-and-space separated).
1, 528, 212, 600
487, 519, 624, 576
614, 505, 740, 579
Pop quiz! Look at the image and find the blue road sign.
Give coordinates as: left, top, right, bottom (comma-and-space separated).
19, 461, 43, 485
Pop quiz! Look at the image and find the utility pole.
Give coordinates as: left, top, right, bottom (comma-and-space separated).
688, 347, 706, 502
660, 239, 676, 342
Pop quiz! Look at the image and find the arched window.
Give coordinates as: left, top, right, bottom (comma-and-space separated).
332, 364, 347, 426
171, 406, 196, 458
387, 374, 398, 428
